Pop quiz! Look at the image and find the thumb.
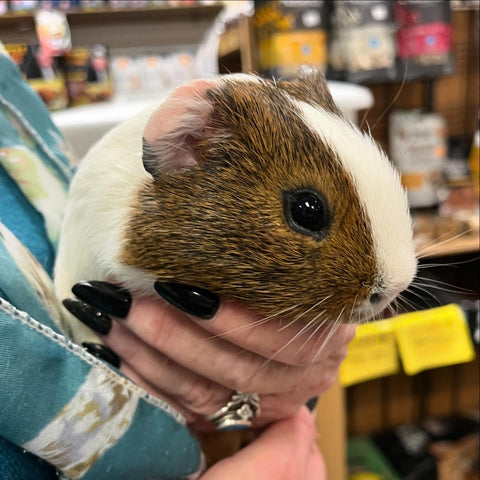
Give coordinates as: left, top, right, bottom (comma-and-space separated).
201, 407, 325, 480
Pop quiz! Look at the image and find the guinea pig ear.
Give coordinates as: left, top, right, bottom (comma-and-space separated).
142, 79, 220, 176
276, 71, 341, 115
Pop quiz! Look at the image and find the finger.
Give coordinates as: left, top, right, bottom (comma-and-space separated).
64, 292, 346, 402
118, 361, 196, 423
188, 299, 357, 367
103, 321, 233, 417
118, 297, 350, 395
152, 283, 356, 367
67, 280, 356, 372
306, 443, 326, 480
249, 371, 339, 427
105, 321, 342, 426
68, 280, 356, 367
201, 407, 322, 480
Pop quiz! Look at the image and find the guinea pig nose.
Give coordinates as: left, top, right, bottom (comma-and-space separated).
369, 292, 383, 304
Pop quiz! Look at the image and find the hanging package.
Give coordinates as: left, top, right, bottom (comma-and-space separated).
395, 0, 454, 80
330, 0, 398, 84
253, 0, 329, 79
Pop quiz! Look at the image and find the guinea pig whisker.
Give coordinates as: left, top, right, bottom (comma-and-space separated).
205, 304, 301, 341
370, 67, 407, 132
385, 302, 397, 318
417, 226, 473, 253
277, 296, 333, 332
295, 317, 334, 380
359, 107, 371, 131
411, 280, 472, 296
258, 318, 320, 371
292, 311, 330, 363
418, 256, 479, 269
413, 276, 473, 294
416, 228, 474, 259
406, 283, 442, 306
395, 294, 420, 316
398, 288, 426, 311
348, 292, 361, 324
311, 307, 345, 362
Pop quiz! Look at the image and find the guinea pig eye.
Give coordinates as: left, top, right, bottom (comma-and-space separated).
283, 189, 330, 239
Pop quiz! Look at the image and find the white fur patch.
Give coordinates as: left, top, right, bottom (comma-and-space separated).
54, 102, 158, 343
296, 101, 417, 304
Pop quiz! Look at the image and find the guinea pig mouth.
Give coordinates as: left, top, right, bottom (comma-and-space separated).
353, 292, 399, 323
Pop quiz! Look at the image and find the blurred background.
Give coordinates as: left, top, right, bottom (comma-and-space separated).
1, 1, 479, 479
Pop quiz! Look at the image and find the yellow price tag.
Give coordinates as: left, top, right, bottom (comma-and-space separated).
340, 319, 399, 387
394, 304, 475, 375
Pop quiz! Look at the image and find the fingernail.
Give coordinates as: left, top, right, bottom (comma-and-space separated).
153, 282, 219, 319
306, 397, 318, 412
63, 298, 112, 335
82, 342, 121, 368
72, 281, 132, 318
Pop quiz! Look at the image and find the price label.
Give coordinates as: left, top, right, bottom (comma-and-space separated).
394, 304, 475, 375
340, 319, 399, 387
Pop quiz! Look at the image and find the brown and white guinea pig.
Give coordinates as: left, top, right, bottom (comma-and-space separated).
54, 71, 417, 345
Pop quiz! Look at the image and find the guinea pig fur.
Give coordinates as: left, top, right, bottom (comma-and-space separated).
54, 72, 417, 344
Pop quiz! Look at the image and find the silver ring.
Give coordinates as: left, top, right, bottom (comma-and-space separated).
206, 391, 261, 430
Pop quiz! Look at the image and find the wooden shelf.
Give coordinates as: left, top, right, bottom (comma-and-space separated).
416, 233, 479, 258
0, 5, 223, 48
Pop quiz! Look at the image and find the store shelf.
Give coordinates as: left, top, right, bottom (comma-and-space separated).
0, 4, 223, 48
416, 233, 480, 258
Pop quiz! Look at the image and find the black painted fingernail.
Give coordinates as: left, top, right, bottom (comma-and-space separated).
306, 397, 318, 412
63, 298, 112, 335
82, 342, 121, 368
153, 282, 219, 319
72, 281, 132, 318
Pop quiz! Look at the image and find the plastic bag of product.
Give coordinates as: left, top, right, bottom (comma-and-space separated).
395, 0, 455, 81
136, 55, 171, 93
65, 45, 113, 107
389, 110, 448, 208
253, 0, 330, 79
330, 0, 398, 84
110, 56, 142, 98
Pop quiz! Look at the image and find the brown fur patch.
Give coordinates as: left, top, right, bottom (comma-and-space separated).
120, 76, 377, 324
277, 71, 341, 116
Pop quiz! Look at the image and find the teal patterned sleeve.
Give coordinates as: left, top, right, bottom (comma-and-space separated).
0, 47, 203, 479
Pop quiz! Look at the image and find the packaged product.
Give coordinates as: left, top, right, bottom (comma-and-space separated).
371, 415, 479, 480
65, 44, 113, 106
389, 110, 447, 208
253, 0, 329, 79
330, 1, 398, 84
395, 0, 454, 80
4, 43, 68, 110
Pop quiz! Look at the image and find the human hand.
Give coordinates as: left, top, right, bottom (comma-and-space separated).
200, 406, 325, 480
63, 281, 356, 429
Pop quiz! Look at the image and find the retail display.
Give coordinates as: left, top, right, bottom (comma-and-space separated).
65, 45, 112, 106
110, 52, 197, 99
253, 0, 329, 78
395, 0, 454, 81
389, 110, 447, 208
0, 1, 477, 477
329, 0, 398, 84
348, 414, 479, 480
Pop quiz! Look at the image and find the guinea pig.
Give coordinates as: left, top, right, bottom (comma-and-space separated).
54, 71, 416, 345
